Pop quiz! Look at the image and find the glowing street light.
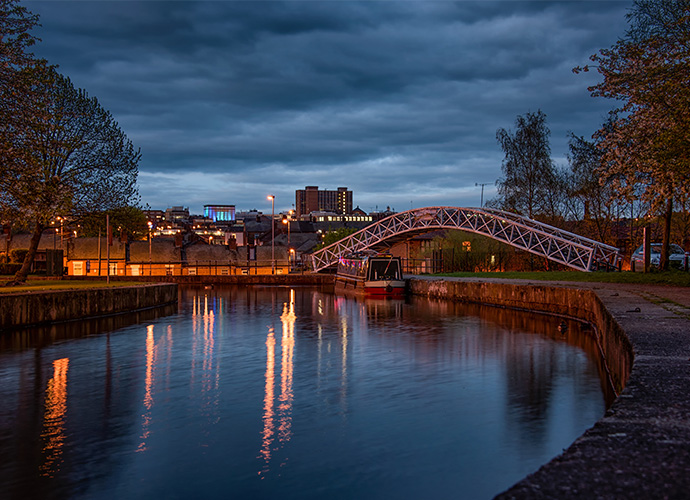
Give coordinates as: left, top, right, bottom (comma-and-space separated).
282, 209, 292, 246
283, 211, 294, 271
148, 221, 153, 276
268, 195, 275, 274
57, 216, 63, 248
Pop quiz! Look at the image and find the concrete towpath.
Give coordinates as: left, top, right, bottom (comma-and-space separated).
419, 277, 690, 499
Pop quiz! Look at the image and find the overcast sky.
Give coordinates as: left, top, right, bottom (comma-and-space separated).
24, 0, 632, 214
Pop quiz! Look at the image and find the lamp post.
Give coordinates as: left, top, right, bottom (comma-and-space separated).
268, 195, 275, 274
282, 210, 292, 271
57, 216, 63, 249
148, 221, 152, 276
282, 211, 292, 246
475, 182, 491, 208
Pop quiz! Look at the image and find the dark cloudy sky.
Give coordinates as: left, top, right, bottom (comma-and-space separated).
24, 0, 631, 214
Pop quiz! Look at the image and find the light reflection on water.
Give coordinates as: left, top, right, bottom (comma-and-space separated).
40, 358, 69, 477
0, 286, 607, 500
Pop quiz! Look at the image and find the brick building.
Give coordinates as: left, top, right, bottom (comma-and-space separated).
295, 186, 352, 217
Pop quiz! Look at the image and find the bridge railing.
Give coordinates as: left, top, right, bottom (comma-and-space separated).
309, 207, 622, 273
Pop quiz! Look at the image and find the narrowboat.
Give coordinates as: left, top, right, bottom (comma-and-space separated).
335, 251, 406, 296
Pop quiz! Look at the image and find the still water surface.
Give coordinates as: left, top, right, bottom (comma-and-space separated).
0, 286, 608, 499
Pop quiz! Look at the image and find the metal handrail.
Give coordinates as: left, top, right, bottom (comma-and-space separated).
310, 207, 621, 273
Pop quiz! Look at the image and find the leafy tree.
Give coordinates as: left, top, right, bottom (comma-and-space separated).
1, 63, 140, 283
316, 227, 358, 250
576, 0, 690, 269
428, 230, 513, 272
1, 0, 43, 162
495, 110, 564, 221
0, 0, 40, 99
672, 195, 690, 251
80, 206, 149, 240
565, 133, 622, 245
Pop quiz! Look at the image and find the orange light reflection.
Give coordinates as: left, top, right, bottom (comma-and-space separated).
137, 324, 156, 452
259, 325, 276, 471
40, 357, 69, 477
259, 289, 297, 476
278, 289, 296, 443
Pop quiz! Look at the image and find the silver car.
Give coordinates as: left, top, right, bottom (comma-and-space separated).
630, 243, 687, 270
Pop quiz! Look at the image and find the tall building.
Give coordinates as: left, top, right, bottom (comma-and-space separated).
295, 186, 352, 217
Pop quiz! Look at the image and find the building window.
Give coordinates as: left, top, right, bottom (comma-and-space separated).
73, 261, 84, 276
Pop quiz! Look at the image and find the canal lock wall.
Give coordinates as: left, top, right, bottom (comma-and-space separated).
407, 277, 633, 402
408, 277, 690, 497
0, 283, 178, 331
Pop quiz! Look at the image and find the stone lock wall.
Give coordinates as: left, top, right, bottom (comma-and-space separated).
408, 278, 633, 394
0, 284, 178, 331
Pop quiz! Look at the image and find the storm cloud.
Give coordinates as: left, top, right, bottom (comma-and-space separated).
25, 0, 632, 213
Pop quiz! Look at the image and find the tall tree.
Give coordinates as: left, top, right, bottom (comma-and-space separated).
565, 133, 619, 245
576, 0, 690, 270
495, 110, 562, 220
1, 64, 140, 283
0, 0, 39, 84
0, 0, 43, 184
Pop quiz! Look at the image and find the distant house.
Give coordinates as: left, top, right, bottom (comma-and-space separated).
4, 231, 63, 273
62, 236, 291, 276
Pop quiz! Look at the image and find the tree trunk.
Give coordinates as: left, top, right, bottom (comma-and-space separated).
12, 220, 45, 283
660, 197, 673, 271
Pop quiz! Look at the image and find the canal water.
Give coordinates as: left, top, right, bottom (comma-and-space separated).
0, 286, 608, 500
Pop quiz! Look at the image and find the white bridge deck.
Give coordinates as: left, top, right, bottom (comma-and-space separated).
310, 207, 621, 273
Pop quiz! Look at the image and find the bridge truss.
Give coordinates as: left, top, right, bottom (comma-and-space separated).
310, 207, 621, 273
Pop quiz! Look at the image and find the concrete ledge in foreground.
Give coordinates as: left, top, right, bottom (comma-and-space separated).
409, 276, 690, 499
0, 283, 178, 331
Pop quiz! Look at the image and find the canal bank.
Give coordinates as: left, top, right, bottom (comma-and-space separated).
409, 276, 690, 499
0, 274, 331, 331
63, 274, 333, 286
0, 283, 178, 330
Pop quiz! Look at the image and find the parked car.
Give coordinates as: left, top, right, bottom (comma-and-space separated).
630, 243, 687, 271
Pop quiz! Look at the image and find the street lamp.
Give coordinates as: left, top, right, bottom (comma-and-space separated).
147, 221, 152, 276
283, 211, 293, 271
282, 210, 292, 246
268, 195, 275, 274
475, 182, 491, 208
57, 216, 63, 249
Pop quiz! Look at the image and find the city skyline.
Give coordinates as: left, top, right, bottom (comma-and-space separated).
25, 0, 632, 214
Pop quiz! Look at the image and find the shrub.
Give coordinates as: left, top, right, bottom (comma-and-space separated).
0, 263, 22, 275
9, 249, 28, 264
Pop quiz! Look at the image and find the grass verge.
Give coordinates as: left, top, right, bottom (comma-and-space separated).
433, 270, 690, 287
0, 279, 153, 293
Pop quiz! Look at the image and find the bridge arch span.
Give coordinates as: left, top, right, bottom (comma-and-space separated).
309, 207, 621, 273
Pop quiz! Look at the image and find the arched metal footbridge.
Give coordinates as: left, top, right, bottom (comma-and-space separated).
310, 207, 621, 273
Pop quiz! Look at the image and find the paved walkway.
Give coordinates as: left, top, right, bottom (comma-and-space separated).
475, 279, 690, 499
